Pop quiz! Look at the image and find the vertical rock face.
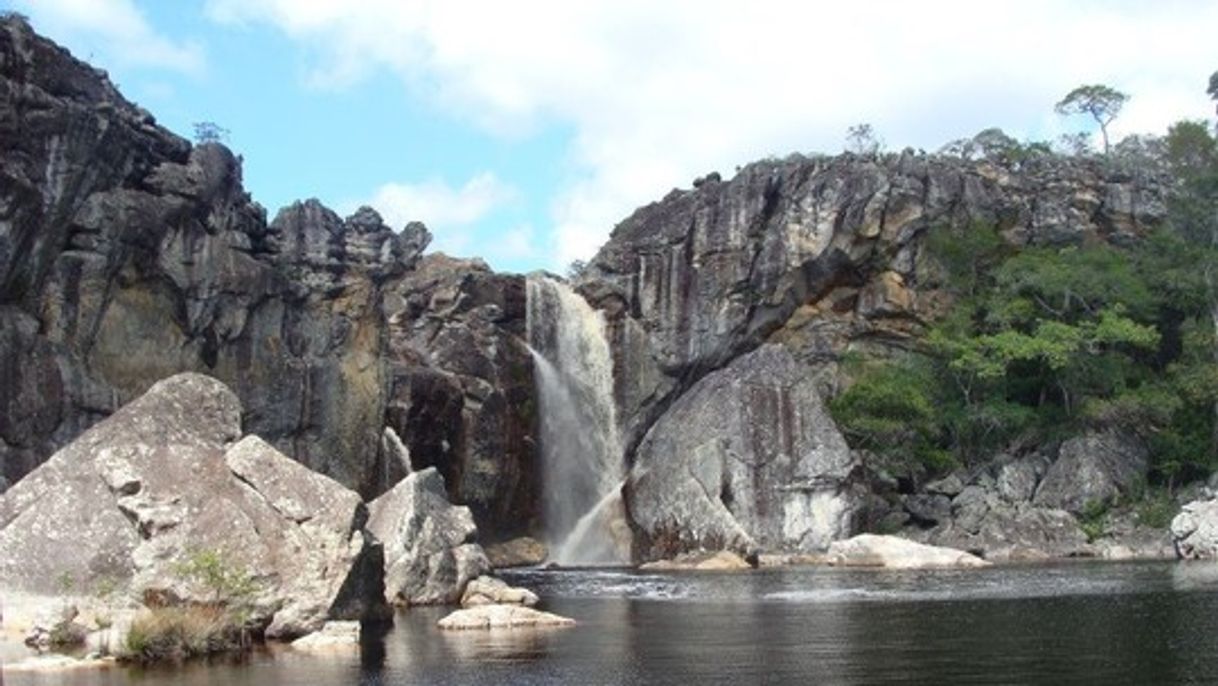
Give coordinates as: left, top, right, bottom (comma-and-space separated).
583, 154, 1164, 559
626, 345, 860, 560
0, 17, 537, 539
581, 154, 1165, 457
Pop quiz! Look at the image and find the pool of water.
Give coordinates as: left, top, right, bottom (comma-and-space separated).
6, 561, 1218, 685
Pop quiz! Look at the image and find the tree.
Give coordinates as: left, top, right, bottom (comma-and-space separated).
845, 123, 882, 156
1208, 70, 1218, 123
1055, 84, 1129, 155
192, 121, 230, 145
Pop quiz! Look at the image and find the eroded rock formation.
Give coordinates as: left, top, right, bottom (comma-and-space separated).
0, 16, 537, 539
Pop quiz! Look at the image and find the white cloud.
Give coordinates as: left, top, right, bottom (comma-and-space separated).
13, 0, 204, 74
356, 172, 517, 256
205, 0, 1218, 267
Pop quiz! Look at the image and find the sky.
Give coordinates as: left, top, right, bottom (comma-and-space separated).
7, 1, 1218, 273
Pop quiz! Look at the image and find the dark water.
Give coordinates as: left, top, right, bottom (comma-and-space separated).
8, 561, 1218, 685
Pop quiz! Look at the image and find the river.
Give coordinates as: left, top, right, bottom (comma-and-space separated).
6, 561, 1217, 685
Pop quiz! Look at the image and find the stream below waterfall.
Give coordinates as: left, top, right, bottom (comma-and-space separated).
9, 561, 1218, 685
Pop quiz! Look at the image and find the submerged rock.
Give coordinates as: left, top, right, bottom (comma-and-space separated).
0, 373, 387, 638
437, 605, 575, 631
367, 467, 492, 605
826, 534, 990, 569
638, 550, 753, 571
627, 345, 861, 561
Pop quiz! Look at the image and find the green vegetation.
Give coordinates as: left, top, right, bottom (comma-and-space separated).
121, 548, 258, 663
123, 606, 245, 662
831, 97, 1218, 494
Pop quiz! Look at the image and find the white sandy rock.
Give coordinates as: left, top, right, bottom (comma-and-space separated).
437, 604, 575, 631
460, 576, 538, 607
639, 550, 752, 571
826, 534, 990, 569
291, 621, 361, 651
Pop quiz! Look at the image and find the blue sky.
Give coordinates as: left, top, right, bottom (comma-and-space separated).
8, 1, 1218, 273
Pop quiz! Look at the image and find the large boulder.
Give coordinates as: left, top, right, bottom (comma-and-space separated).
0, 373, 386, 638
367, 467, 491, 606
1171, 497, 1218, 560
1034, 431, 1149, 514
626, 345, 861, 561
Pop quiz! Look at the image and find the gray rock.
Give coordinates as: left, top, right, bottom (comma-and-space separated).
0, 373, 387, 638
925, 474, 965, 498
1172, 498, 1218, 560
1034, 431, 1149, 514
996, 454, 1051, 503
367, 467, 492, 605
626, 345, 861, 560
920, 501, 1091, 562
903, 494, 952, 526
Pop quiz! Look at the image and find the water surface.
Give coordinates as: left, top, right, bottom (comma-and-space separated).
6, 561, 1218, 685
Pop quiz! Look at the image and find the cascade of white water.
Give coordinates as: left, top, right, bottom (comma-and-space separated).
526, 276, 629, 565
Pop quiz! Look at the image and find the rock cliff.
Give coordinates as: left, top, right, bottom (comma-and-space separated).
0, 16, 537, 539
0, 17, 1177, 563
580, 146, 1165, 560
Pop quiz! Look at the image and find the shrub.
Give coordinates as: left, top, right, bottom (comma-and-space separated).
1078, 499, 1109, 542
121, 606, 244, 662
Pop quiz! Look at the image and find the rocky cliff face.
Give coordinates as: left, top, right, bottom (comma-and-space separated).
0, 18, 1176, 562
0, 17, 537, 539
581, 148, 1166, 560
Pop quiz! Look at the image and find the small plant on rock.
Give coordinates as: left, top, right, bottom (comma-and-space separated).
121, 548, 259, 662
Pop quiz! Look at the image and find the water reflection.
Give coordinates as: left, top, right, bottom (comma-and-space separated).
5, 562, 1217, 685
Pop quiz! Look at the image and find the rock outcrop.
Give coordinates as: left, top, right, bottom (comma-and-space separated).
625, 344, 861, 561
826, 534, 990, 569
581, 137, 1165, 561
1172, 497, 1218, 560
580, 152, 1165, 459
0, 17, 538, 542
1033, 431, 1149, 514
0, 373, 387, 638
367, 467, 492, 606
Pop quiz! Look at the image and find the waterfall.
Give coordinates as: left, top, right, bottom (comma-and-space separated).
526, 275, 629, 565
